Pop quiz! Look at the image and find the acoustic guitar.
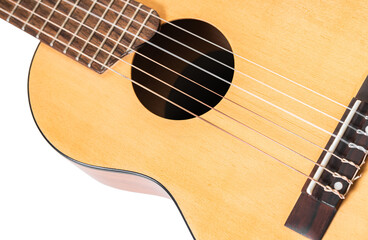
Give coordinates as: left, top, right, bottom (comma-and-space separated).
1, 0, 368, 239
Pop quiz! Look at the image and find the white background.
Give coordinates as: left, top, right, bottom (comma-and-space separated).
0, 21, 192, 240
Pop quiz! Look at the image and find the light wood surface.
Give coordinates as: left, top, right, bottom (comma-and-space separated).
28, 0, 368, 239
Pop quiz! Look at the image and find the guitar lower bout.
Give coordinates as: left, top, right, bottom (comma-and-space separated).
27, 0, 368, 239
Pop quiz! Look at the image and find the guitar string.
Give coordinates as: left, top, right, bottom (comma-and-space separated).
115, 0, 368, 120
11, 0, 360, 159
7, 2, 359, 189
7, 0, 360, 174
0, 9, 346, 199
5, 0, 365, 192
3, 0, 366, 176
87, 0, 368, 135
12, 0, 361, 170
58, 0, 368, 149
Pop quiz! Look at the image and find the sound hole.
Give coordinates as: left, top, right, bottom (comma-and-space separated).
132, 19, 235, 120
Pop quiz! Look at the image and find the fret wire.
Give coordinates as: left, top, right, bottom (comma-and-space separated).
126, 8, 153, 51
50, 0, 81, 47
103, 3, 142, 66
63, 0, 98, 54
6, 0, 22, 22
88, 0, 130, 67
21, 0, 41, 30
36, 0, 63, 39
76, 0, 116, 61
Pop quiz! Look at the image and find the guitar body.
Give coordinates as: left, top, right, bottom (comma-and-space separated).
28, 0, 368, 239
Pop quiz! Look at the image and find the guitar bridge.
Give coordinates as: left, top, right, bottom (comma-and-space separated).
285, 76, 368, 240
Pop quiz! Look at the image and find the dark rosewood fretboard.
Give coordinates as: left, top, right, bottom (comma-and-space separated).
0, 0, 160, 73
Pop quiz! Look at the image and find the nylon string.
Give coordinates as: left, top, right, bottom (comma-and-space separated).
59, 0, 368, 149
116, 0, 368, 121
1, 1, 363, 199
15, 0, 362, 171
8, 0, 363, 172
3, 0, 363, 198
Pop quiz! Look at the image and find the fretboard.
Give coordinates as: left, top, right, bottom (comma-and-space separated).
0, 0, 160, 73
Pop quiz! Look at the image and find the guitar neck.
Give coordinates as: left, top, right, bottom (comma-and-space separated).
0, 0, 160, 73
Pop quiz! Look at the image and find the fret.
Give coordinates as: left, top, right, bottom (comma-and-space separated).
50, 0, 81, 47
0, 5, 66, 48
21, 0, 41, 30
127, 9, 153, 51
10, 1, 61, 43
6, 0, 21, 22
1, 0, 160, 73
63, 0, 98, 54
76, 0, 115, 61
88, 0, 130, 67
36, 0, 63, 39
6, 0, 42, 37
103, 3, 142, 66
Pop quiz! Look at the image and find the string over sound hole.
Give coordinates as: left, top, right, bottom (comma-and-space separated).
132, 19, 235, 120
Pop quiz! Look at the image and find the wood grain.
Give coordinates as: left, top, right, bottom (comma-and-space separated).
0, 0, 160, 73
285, 192, 336, 240
27, 0, 368, 239
286, 88, 368, 239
